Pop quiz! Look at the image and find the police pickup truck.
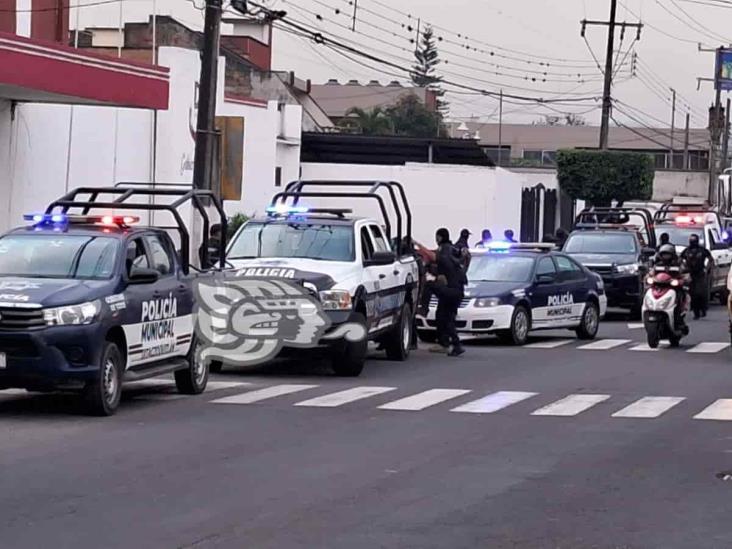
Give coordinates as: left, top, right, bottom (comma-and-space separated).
0, 185, 227, 415
225, 180, 420, 377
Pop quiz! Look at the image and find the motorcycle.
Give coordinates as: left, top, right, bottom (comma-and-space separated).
642, 270, 690, 348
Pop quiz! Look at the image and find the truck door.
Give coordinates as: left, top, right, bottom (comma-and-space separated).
708, 226, 731, 290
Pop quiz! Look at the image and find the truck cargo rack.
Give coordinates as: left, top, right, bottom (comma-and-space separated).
44, 183, 227, 274
574, 207, 656, 248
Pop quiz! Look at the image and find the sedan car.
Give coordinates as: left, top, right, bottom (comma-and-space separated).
416, 243, 607, 345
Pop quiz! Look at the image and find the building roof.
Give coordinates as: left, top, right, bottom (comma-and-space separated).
301, 132, 494, 167
310, 80, 434, 118
449, 122, 710, 152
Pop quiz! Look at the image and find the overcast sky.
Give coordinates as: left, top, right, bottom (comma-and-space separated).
267, 0, 731, 130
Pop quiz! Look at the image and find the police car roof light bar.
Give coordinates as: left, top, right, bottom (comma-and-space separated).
44, 185, 227, 274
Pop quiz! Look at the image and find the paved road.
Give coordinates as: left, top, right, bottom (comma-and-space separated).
2, 307, 732, 548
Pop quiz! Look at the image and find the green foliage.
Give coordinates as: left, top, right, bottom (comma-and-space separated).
386, 94, 447, 138
227, 212, 249, 241
411, 25, 448, 114
556, 149, 654, 206
340, 106, 394, 136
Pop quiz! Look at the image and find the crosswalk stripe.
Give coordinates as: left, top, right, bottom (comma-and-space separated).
694, 399, 732, 421
612, 396, 686, 418
577, 339, 631, 350
531, 394, 610, 416
628, 343, 669, 352
627, 323, 644, 330
378, 389, 471, 411
294, 387, 396, 408
211, 384, 318, 405
451, 391, 538, 414
525, 339, 574, 349
687, 342, 730, 354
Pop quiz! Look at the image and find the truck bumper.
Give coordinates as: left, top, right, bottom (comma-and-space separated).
0, 324, 108, 390
600, 275, 642, 308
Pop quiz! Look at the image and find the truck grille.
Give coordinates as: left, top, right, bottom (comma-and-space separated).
429, 297, 472, 308
587, 265, 613, 276
0, 307, 45, 331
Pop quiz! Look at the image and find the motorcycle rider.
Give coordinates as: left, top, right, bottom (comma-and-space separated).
680, 233, 714, 319
652, 243, 689, 329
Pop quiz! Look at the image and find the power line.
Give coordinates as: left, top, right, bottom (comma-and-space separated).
656, 0, 732, 44
1, 0, 122, 12
617, 0, 712, 45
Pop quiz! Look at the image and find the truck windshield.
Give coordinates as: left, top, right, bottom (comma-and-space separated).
564, 233, 637, 254
467, 255, 535, 282
0, 234, 119, 280
229, 222, 355, 262
654, 226, 704, 246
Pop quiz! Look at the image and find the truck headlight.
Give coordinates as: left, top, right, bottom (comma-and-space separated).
319, 290, 352, 311
614, 263, 639, 275
475, 297, 501, 308
43, 300, 101, 326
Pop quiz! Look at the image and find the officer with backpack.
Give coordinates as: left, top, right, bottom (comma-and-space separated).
433, 228, 467, 357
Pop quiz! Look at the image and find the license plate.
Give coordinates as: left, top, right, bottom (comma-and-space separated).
0, 353, 5, 369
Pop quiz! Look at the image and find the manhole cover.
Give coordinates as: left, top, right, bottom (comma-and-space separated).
716, 471, 732, 480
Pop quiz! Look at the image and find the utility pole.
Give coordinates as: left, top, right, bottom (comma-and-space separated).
723, 97, 731, 174
581, 0, 642, 150
498, 89, 503, 166
697, 44, 726, 203
670, 89, 676, 168
192, 0, 223, 191
683, 112, 690, 170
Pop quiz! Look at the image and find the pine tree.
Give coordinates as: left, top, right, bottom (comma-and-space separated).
411, 25, 448, 115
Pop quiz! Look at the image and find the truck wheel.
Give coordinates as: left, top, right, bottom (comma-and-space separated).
418, 331, 438, 343
175, 339, 209, 395
332, 313, 368, 377
498, 306, 530, 346
575, 302, 600, 340
719, 289, 730, 306
384, 303, 413, 361
83, 342, 123, 416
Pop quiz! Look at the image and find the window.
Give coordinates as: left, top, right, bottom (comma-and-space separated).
360, 227, 375, 261
126, 238, 149, 276
564, 233, 637, 254
542, 151, 557, 166
145, 234, 173, 276
467, 255, 535, 282
523, 150, 542, 163
555, 255, 584, 280
369, 225, 390, 253
0, 235, 119, 280
275, 167, 282, 187
536, 257, 556, 278
482, 146, 511, 165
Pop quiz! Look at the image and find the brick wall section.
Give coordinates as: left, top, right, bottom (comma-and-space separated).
0, 0, 15, 34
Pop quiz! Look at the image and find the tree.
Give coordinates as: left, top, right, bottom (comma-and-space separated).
534, 114, 587, 126
557, 149, 654, 207
412, 25, 448, 115
386, 94, 447, 138
340, 106, 394, 136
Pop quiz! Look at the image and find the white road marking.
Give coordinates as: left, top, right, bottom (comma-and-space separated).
628, 342, 670, 352
612, 396, 686, 418
577, 339, 631, 350
686, 342, 730, 354
627, 323, 645, 330
451, 391, 538, 414
204, 381, 251, 391
694, 399, 732, 421
294, 386, 396, 408
378, 389, 471, 411
525, 339, 574, 349
531, 394, 611, 416
211, 384, 318, 405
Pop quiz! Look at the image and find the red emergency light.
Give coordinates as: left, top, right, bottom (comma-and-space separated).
674, 214, 703, 225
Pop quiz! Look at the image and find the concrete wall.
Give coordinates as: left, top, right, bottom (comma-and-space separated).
0, 46, 301, 234
295, 163, 523, 245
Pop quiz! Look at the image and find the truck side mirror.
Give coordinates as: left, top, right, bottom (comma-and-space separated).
365, 251, 396, 267
129, 267, 160, 285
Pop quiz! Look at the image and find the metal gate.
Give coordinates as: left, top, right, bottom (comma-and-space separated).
520, 184, 557, 242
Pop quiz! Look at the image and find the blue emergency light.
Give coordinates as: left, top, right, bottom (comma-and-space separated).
487, 240, 513, 251
24, 213, 68, 225
265, 204, 310, 216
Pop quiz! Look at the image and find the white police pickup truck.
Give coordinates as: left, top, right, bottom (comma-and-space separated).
225, 181, 420, 377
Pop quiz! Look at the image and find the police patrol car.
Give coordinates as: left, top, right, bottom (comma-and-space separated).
0, 185, 227, 415
416, 242, 607, 345
226, 180, 420, 377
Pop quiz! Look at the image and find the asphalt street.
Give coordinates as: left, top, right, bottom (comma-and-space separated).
2, 307, 732, 549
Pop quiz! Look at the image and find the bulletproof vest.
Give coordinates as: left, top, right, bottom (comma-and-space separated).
685, 247, 706, 274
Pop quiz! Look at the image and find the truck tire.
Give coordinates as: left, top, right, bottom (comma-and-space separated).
575, 302, 600, 340
175, 339, 209, 395
384, 303, 413, 361
498, 306, 530, 346
83, 342, 123, 416
332, 312, 368, 377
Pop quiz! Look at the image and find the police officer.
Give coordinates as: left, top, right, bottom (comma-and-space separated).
434, 228, 466, 357
555, 228, 568, 249
504, 229, 517, 243
475, 229, 492, 248
681, 234, 714, 319
654, 243, 689, 328
456, 229, 471, 251
658, 232, 671, 249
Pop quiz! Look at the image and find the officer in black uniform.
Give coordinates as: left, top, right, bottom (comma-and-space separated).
681, 234, 714, 319
434, 228, 466, 357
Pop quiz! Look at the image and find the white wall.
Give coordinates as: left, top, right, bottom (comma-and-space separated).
295, 162, 523, 245
0, 100, 11, 224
